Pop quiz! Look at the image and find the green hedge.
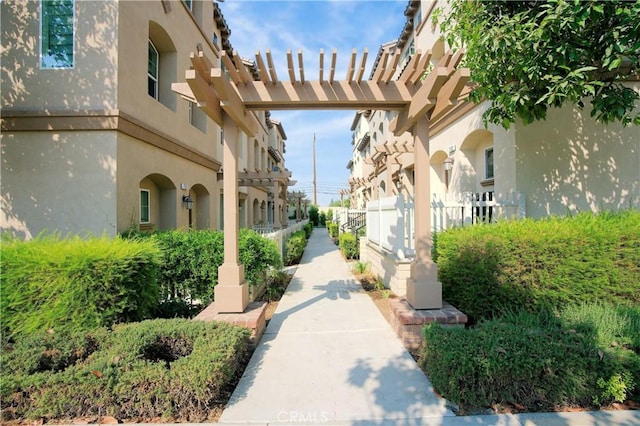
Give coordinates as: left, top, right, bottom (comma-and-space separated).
303, 222, 313, 239
1, 319, 250, 422
285, 231, 307, 265
339, 233, 359, 259
130, 229, 282, 311
434, 210, 640, 321
1, 234, 162, 339
329, 223, 339, 238
422, 303, 640, 412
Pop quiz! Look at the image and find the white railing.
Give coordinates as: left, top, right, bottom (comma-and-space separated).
255, 220, 309, 257
365, 192, 526, 259
431, 191, 525, 232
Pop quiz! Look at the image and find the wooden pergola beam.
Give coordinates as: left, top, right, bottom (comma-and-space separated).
390, 66, 450, 136
356, 48, 368, 83
210, 68, 260, 136
329, 49, 337, 84
266, 50, 278, 83
255, 51, 271, 83
239, 169, 292, 180
234, 80, 414, 110
430, 68, 471, 122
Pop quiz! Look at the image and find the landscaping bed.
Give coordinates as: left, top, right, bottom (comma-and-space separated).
0, 226, 305, 424
425, 210, 640, 414
1, 319, 250, 423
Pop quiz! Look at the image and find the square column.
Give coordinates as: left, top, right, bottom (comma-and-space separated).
406, 116, 442, 309
273, 182, 281, 229
215, 115, 249, 313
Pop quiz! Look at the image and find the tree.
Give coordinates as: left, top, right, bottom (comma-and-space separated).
308, 205, 319, 227
436, 0, 640, 129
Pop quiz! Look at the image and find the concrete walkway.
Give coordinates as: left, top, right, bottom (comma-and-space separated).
218, 228, 640, 426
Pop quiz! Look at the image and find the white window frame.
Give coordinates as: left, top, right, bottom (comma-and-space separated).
140, 189, 150, 224
40, 0, 75, 69
485, 147, 494, 180
148, 40, 159, 99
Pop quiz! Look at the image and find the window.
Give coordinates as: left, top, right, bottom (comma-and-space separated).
213, 33, 219, 47
183, 0, 192, 10
188, 101, 194, 125
140, 189, 150, 223
41, 0, 75, 68
148, 41, 159, 99
485, 148, 494, 180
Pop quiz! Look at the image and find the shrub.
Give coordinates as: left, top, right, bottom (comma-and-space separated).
1, 234, 161, 339
1, 319, 249, 422
329, 223, 339, 238
285, 231, 307, 265
319, 212, 326, 227
130, 229, 281, 311
353, 260, 370, 275
303, 222, 313, 239
309, 205, 319, 227
239, 228, 283, 286
264, 269, 291, 302
422, 304, 640, 412
339, 233, 359, 259
434, 211, 640, 321
148, 230, 223, 308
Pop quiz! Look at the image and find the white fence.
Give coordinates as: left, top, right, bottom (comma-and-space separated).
431, 191, 525, 232
366, 195, 414, 259
254, 220, 309, 257
365, 192, 526, 259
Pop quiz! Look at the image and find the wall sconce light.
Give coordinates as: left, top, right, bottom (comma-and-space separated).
182, 195, 194, 210
443, 157, 454, 171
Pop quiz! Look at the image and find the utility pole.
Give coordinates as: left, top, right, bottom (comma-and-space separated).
313, 133, 317, 205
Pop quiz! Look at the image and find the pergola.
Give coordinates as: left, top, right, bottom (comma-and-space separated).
173, 46, 470, 312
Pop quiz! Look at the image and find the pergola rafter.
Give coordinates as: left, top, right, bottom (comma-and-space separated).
172, 43, 470, 314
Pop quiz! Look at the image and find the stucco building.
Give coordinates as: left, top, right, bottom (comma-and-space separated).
350, 0, 639, 299
1, 0, 291, 238
348, 0, 639, 219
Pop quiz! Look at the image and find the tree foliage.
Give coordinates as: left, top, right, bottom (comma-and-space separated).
436, 0, 640, 128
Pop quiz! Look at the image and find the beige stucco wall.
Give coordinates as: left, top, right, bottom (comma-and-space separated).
116, 132, 220, 233
1, 0, 119, 112
515, 102, 640, 217
1, 131, 118, 238
117, 1, 221, 159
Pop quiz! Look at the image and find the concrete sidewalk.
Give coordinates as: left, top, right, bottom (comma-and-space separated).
218, 228, 640, 426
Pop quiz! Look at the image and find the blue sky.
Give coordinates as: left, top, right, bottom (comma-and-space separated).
218, 0, 408, 206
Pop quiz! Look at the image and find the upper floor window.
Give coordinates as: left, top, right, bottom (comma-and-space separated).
148, 41, 159, 99
183, 0, 192, 10
41, 0, 74, 69
485, 147, 494, 180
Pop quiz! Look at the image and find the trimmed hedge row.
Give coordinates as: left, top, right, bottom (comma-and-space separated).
285, 230, 307, 265
2, 229, 283, 338
1, 319, 250, 422
434, 210, 640, 321
339, 233, 359, 259
130, 228, 282, 306
422, 304, 640, 411
1, 235, 162, 340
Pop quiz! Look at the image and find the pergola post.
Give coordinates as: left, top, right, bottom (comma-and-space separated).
406, 116, 442, 309
214, 115, 249, 313
273, 182, 281, 229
